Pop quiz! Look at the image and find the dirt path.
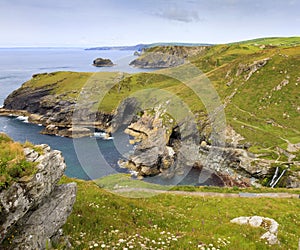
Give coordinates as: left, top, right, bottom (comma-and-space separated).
114, 188, 299, 199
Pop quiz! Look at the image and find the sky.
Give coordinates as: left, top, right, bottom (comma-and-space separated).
0, 0, 299, 47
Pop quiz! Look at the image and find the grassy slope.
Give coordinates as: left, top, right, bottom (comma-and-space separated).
201, 42, 300, 166
0, 133, 37, 189
59, 176, 300, 250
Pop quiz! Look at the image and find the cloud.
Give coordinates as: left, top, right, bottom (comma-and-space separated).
155, 6, 201, 23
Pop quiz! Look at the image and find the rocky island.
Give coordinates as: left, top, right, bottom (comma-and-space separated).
93, 57, 114, 67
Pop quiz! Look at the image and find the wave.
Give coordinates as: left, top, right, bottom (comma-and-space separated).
38, 66, 72, 70
0, 76, 14, 80
15, 116, 29, 123
93, 132, 113, 140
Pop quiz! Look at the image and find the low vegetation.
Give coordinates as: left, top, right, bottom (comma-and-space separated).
0, 133, 37, 190
96, 173, 300, 195
58, 176, 300, 250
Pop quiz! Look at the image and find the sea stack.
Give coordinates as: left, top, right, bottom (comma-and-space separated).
93, 58, 114, 67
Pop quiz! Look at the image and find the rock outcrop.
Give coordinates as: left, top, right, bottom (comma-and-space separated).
231, 216, 280, 245
0, 144, 76, 249
120, 108, 257, 186
124, 112, 174, 176
119, 106, 298, 187
130, 45, 207, 68
236, 58, 270, 80
93, 58, 114, 67
130, 52, 185, 68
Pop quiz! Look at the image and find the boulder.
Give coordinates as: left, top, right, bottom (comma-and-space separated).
230, 216, 280, 245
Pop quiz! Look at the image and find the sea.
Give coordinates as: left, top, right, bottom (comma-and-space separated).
0, 48, 201, 185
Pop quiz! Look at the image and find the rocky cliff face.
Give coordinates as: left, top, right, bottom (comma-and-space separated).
130, 52, 185, 68
120, 107, 299, 188
124, 112, 174, 176
130, 45, 207, 68
2, 76, 113, 138
0, 144, 77, 249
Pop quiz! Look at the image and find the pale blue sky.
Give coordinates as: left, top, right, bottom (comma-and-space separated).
0, 0, 299, 47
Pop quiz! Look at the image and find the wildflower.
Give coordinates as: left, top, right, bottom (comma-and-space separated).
94, 243, 99, 247
101, 243, 106, 248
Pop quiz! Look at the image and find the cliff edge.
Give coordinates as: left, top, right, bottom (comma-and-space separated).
0, 140, 77, 249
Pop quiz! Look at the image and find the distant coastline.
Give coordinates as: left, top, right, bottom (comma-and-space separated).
86, 42, 213, 51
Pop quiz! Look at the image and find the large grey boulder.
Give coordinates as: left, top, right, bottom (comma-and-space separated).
230, 216, 280, 245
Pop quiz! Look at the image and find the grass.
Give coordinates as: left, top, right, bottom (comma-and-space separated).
95, 173, 171, 191
0, 133, 37, 190
57, 176, 300, 250
96, 173, 300, 194
234, 36, 300, 46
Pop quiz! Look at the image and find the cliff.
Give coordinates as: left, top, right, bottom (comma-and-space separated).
130, 45, 207, 68
1, 71, 114, 138
120, 106, 299, 188
0, 140, 76, 249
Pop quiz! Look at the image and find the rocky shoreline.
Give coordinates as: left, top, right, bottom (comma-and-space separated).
1, 96, 299, 188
